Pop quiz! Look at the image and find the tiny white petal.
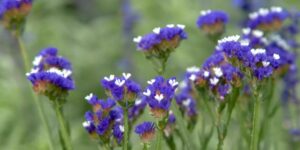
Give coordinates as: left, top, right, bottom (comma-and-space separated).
189, 74, 197, 81
155, 94, 164, 102
183, 99, 191, 107
147, 79, 155, 85
176, 24, 185, 29
166, 24, 175, 28
115, 79, 125, 87
135, 99, 142, 105
242, 28, 251, 35
168, 79, 178, 87
122, 72, 131, 80
143, 89, 151, 97
187, 66, 200, 73
133, 36, 142, 43
210, 77, 219, 85
104, 74, 115, 81
203, 71, 210, 78
262, 61, 270, 67
33, 56, 42, 66
153, 27, 161, 34
85, 93, 94, 101
252, 30, 263, 37
119, 125, 125, 132
82, 121, 91, 127
213, 67, 223, 77
273, 53, 280, 60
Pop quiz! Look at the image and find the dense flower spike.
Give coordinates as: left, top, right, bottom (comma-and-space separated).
101, 73, 141, 105
83, 94, 118, 141
187, 52, 243, 99
248, 7, 288, 31
134, 24, 187, 52
196, 10, 229, 35
143, 76, 178, 118
26, 47, 74, 100
135, 122, 156, 143
0, 0, 32, 34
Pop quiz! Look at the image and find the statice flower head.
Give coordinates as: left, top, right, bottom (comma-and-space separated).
135, 122, 156, 143
164, 111, 176, 137
128, 98, 147, 122
112, 123, 124, 144
143, 76, 178, 118
0, 0, 32, 34
196, 10, 229, 35
26, 47, 74, 101
241, 28, 267, 48
101, 73, 141, 106
248, 7, 289, 31
83, 94, 118, 141
187, 53, 243, 100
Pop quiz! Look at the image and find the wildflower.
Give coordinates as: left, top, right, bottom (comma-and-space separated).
83, 95, 117, 142
26, 47, 74, 100
134, 24, 187, 52
101, 73, 141, 106
248, 7, 288, 31
0, 0, 32, 34
128, 98, 147, 122
241, 28, 267, 48
164, 111, 176, 137
135, 122, 156, 143
113, 123, 124, 144
143, 76, 178, 118
196, 10, 229, 35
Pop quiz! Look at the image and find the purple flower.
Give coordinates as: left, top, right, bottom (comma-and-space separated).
196, 10, 229, 35
135, 122, 156, 143
128, 98, 147, 121
26, 47, 74, 99
133, 24, 187, 51
143, 76, 178, 118
248, 7, 289, 31
0, 0, 32, 32
101, 73, 141, 103
113, 123, 124, 144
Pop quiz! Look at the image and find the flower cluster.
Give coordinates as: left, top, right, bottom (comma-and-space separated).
187, 52, 243, 99
83, 94, 124, 144
26, 47, 74, 100
175, 78, 198, 119
142, 76, 178, 118
101, 73, 141, 106
135, 121, 156, 143
196, 10, 229, 35
128, 98, 147, 122
248, 7, 288, 31
0, 0, 32, 34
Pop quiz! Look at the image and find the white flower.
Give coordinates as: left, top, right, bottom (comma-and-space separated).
200, 10, 211, 16
104, 74, 115, 81
85, 93, 94, 101
122, 72, 131, 80
143, 89, 151, 97
135, 99, 142, 105
155, 94, 164, 102
187, 66, 200, 73
262, 61, 270, 67
252, 30, 263, 37
166, 24, 175, 28
203, 71, 210, 78
133, 36, 142, 43
242, 28, 251, 35
177, 24, 185, 29
183, 99, 191, 107
25, 68, 39, 76
115, 79, 125, 87
189, 74, 197, 81
168, 79, 178, 87
33, 55, 42, 66
147, 79, 155, 85
258, 8, 269, 16
119, 125, 125, 132
153, 27, 161, 34
213, 67, 223, 77
251, 48, 266, 56
273, 53, 280, 60
249, 12, 258, 19
210, 77, 219, 85
82, 121, 91, 127
271, 6, 282, 12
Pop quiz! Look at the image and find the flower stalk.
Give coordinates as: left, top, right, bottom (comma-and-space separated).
250, 86, 262, 150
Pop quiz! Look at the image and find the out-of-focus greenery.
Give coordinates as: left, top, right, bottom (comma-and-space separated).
0, 0, 299, 149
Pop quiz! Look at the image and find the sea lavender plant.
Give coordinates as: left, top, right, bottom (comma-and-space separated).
26, 47, 74, 150
196, 10, 229, 39
133, 24, 187, 74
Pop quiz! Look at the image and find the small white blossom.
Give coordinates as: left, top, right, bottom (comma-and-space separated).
273, 53, 280, 60
166, 24, 175, 28
155, 94, 164, 102
122, 73, 131, 80
153, 27, 161, 34
133, 36, 142, 43
210, 77, 219, 85
213, 67, 223, 77
143, 89, 151, 97
85, 93, 94, 101
33, 55, 42, 66
168, 79, 178, 87
104, 74, 115, 81
177, 24, 185, 29
115, 79, 125, 87
147, 79, 155, 85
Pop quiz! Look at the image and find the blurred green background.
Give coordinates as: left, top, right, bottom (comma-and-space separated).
0, 0, 299, 149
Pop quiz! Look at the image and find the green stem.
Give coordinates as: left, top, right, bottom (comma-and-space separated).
16, 35, 55, 150
250, 91, 261, 150
143, 143, 148, 150
155, 127, 163, 150
171, 100, 195, 150
123, 107, 129, 150
54, 100, 72, 150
